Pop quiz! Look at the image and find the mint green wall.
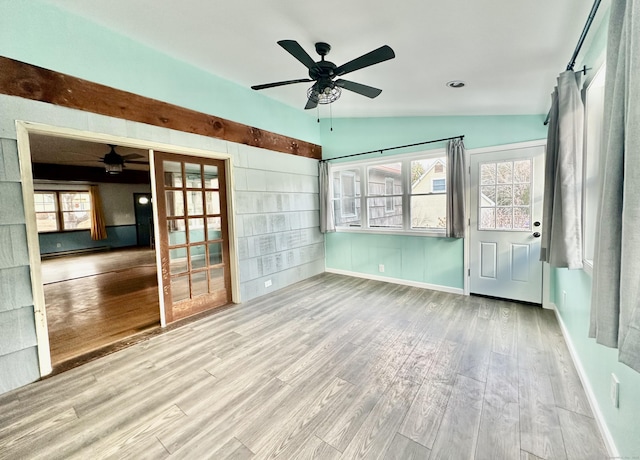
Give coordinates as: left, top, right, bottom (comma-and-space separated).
320, 115, 547, 160
554, 269, 640, 456
553, 6, 640, 457
326, 232, 463, 289
321, 115, 547, 290
0, 0, 320, 145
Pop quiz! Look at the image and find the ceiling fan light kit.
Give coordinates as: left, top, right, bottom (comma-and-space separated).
251, 39, 395, 109
101, 144, 145, 174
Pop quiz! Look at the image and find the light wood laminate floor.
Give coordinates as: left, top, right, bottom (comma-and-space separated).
0, 273, 607, 459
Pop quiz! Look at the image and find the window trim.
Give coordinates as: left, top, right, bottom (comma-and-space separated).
582, 63, 606, 276
331, 148, 448, 236
34, 190, 92, 233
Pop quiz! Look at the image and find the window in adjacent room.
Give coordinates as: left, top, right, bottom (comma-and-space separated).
34, 191, 91, 232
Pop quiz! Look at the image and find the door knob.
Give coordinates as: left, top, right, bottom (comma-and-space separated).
534, 221, 541, 227
533, 232, 541, 238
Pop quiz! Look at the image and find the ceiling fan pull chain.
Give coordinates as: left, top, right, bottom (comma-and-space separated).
330, 103, 333, 132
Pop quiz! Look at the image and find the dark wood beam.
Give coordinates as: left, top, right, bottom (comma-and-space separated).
0, 56, 321, 160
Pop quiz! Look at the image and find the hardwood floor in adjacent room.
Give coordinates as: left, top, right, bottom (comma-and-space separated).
0, 273, 607, 459
41, 248, 160, 367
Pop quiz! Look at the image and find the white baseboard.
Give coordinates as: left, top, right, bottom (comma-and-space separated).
325, 268, 465, 296
550, 303, 619, 458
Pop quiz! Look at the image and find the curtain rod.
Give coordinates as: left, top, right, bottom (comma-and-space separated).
543, 0, 602, 125
320, 135, 464, 163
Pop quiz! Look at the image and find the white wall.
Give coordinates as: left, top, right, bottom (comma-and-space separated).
99, 183, 151, 226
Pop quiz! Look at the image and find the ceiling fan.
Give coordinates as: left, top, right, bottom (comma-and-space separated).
251, 40, 395, 109
101, 145, 147, 174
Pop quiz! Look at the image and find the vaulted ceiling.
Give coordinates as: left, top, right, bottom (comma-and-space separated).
42, 0, 605, 119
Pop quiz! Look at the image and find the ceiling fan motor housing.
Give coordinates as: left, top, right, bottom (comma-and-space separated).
103, 150, 125, 166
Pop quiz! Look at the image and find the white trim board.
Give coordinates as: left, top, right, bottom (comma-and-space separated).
325, 268, 465, 296
551, 303, 619, 458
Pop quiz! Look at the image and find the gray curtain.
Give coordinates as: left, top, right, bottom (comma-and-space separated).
590, 0, 640, 372
319, 161, 335, 233
446, 138, 466, 238
539, 70, 584, 269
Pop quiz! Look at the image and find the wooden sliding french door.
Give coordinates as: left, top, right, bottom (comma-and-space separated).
154, 151, 231, 323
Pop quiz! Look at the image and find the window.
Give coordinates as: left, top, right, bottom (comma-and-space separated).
331, 151, 448, 234
583, 65, 606, 271
333, 169, 361, 227
478, 160, 532, 231
368, 163, 402, 228
34, 191, 91, 232
432, 178, 446, 193
384, 177, 395, 212
341, 171, 357, 217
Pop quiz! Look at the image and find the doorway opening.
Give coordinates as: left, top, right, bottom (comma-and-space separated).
28, 133, 161, 371
17, 121, 240, 377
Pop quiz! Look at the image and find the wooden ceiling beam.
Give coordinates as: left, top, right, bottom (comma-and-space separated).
0, 56, 321, 160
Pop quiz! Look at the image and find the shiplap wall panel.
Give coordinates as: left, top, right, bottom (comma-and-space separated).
0, 183, 25, 225
0, 266, 33, 312
0, 347, 40, 394
0, 225, 29, 270
0, 139, 21, 182
0, 306, 37, 356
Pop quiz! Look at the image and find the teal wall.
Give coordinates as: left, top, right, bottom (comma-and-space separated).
38, 225, 137, 255
554, 269, 640, 457
320, 115, 547, 160
552, 5, 640, 457
321, 115, 548, 290
326, 232, 463, 289
0, 0, 320, 145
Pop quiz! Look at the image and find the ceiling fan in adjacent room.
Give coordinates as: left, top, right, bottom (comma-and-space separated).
251, 40, 395, 109
101, 145, 147, 174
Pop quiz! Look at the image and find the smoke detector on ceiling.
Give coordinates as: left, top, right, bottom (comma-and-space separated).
446, 80, 466, 88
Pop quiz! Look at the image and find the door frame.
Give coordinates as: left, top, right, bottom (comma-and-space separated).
16, 121, 240, 377
464, 139, 551, 307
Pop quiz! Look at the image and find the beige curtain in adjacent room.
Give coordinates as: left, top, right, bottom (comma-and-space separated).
446, 138, 466, 238
590, 0, 640, 372
89, 185, 107, 240
540, 70, 584, 269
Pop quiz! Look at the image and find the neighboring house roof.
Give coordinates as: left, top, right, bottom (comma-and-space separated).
412, 158, 446, 191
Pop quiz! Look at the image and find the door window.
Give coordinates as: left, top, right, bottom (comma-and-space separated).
479, 160, 532, 231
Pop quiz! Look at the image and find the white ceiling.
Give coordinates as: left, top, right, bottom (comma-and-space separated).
42, 0, 604, 119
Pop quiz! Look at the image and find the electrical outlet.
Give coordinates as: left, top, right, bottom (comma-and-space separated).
562, 290, 567, 307
264, 279, 272, 288
378, 264, 385, 273
611, 373, 620, 408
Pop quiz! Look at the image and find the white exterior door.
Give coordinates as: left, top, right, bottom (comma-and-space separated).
469, 143, 545, 303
